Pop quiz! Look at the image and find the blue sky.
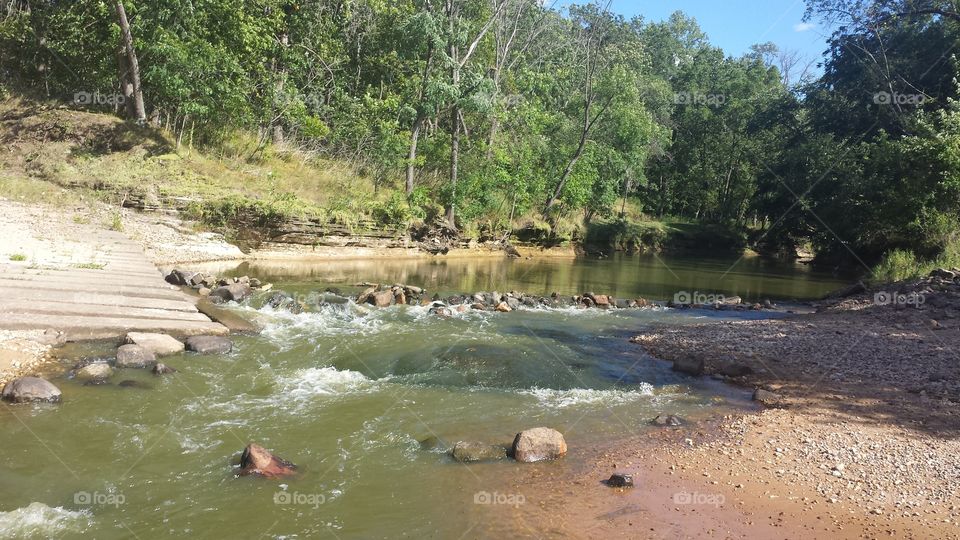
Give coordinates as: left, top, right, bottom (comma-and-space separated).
607, 1, 831, 64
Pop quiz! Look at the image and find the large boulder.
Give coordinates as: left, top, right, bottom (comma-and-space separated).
115, 344, 157, 368
185, 335, 233, 355
238, 443, 297, 478
125, 333, 184, 357
511, 427, 567, 463
450, 442, 507, 463
1, 377, 62, 403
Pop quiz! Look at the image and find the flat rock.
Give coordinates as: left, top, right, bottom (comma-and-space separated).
186, 335, 233, 355
512, 427, 567, 463
115, 344, 157, 368
238, 443, 297, 478
125, 332, 184, 356
1, 377, 62, 403
152, 363, 177, 375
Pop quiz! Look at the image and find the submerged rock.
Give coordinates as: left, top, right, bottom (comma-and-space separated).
419, 436, 449, 452
118, 380, 151, 389
672, 356, 705, 376
651, 414, 684, 427
125, 333, 184, 357
115, 344, 157, 368
1, 377, 62, 403
238, 443, 297, 478
511, 427, 567, 463
186, 335, 233, 355
606, 472, 634, 488
152, 363, 177, 375
451, 442, 508, 463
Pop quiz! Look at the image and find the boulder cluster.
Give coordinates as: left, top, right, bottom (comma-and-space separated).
358, 288, 655, 314
438, 426, 568, 464
165, 269, 271, 304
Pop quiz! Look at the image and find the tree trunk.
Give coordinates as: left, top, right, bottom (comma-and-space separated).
447, 102, 460, 228
114, 1, 146, 123
406, 113, 424, 195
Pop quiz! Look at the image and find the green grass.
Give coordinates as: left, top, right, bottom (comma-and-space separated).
871, 236, 960, 283
108, 212, 124, 232
9, 253, 26, 261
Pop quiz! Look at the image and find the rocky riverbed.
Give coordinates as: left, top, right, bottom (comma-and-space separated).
616, 271, 960, 538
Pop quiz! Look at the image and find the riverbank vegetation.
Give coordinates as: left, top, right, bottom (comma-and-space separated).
1, 0, 959, 276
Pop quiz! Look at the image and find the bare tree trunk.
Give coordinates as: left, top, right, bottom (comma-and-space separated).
114, 1, 146, 123
406, 112, 425, 195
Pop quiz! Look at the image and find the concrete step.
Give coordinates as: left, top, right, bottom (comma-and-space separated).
0, 300, 212, 322
0, 313, 229, 340
0, 278, 190, 302
1, 288, 198, 312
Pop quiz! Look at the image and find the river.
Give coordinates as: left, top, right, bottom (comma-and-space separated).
0, 254, 851, 538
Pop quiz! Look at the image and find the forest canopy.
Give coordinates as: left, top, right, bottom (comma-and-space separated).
2, 0, 958, 271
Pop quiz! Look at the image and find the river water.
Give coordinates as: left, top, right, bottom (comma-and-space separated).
0, 254, 850, 539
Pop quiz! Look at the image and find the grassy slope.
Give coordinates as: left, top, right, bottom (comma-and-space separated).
0, 96, 747, 255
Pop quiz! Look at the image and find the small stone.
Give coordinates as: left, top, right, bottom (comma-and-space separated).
606, 472, 633, 488
151, 363, 177, 375
450, 442, 507, 463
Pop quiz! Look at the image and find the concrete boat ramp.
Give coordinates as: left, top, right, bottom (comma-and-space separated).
0, 220, 227, 341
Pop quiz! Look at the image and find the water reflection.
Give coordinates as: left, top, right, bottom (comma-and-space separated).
188, 252, 853, 301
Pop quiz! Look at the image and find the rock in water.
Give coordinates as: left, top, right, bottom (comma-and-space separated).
152, 363, 177, 375
238, 443, 297, 478
495, 301, 512, 313
419, 436, 449, 452
651, 414, 684, 427
450, 442, 508, 463
370, 290, 395, 308
210, 283, 252, 303
672, 356, 705, 376
1, 377, 62, 403
606, 472, 634, 488
125, 333, 185, 357
115, 344, 157, 368
511, 427, 567, 463
185, 335, 233, 355
75, 363, 113, 381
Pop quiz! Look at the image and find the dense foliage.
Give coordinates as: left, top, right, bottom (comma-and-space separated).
2, 0, 959, 271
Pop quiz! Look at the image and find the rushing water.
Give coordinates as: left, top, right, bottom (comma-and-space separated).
0, 254, 849, 539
